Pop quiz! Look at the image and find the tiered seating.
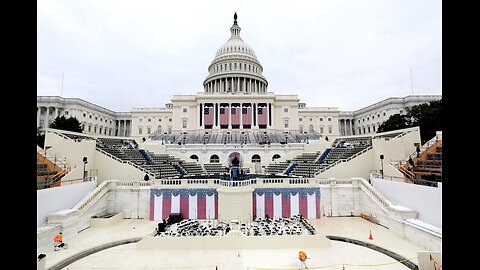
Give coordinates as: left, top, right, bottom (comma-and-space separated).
145, 153, 183, 178
289, 152, 323, 177
372, 132, 403, 139
204, 163, 227, 175
149, 130, 321, 144
61, 133, 94, 141
180, 162, 206, 176
411, 141, 442, 182
264, 161, 291, 175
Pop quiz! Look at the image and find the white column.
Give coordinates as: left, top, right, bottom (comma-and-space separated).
228, 103, 232, 128
251, 103, 254, 125
240, 103, 243, 127
237, 77, 240, 92
54, 107, 58, 119
44, 107, 50, 129
243, 78, 246, 93
37, 108, 41, 127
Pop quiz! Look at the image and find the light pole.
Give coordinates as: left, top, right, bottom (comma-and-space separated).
83, 157, 88, 180
380, 154, 384, 178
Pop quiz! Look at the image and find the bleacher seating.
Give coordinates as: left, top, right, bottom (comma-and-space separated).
180, 162, 206, 176
149, 130, 321, 145
204, 163, 228, 175
264, 161, 291, 175
61, 133, 94, 141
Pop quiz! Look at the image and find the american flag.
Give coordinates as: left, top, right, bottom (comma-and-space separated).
242, 106, 252, 125
150, 188, 218, 220
204, 107, 214, 126
252, 187, 320, 219
231, 106, 240, 125
220, 106, 229, 126
258, 106, 268, 126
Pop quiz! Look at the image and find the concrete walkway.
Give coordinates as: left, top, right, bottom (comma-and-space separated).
39, 217, 427, 270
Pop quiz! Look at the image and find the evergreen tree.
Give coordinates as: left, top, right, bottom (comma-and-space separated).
49, 116, 83, 133
377, 99, 442, 144
377, 114, 412, 133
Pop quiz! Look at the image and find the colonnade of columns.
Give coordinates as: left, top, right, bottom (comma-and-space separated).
204, 77, 267, 93
199, 102, 271, 129
339, 119, 354, 136
115, 120, 131, 137
37, 107, 60, 129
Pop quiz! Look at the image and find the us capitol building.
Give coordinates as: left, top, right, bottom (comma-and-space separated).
37, 13, 441, 140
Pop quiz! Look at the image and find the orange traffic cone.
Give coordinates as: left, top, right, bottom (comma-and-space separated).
368, 230, 373, 240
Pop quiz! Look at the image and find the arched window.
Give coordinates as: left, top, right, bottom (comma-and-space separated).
309, 124, 314, 133
272, 154, 281, 161
251, 154, 261, 163
210, 154, 220, 163
190, 155, 199, 161
157, 125, 162, 133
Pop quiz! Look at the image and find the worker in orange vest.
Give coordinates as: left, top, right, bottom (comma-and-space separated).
298, 250, 308, 269
54, 232, 63, 251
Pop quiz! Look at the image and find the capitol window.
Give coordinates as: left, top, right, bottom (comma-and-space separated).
148, 118, 151, 122
182, 119, 187, 128
183, 108, 187, 113
139, 118, 143, 122
147, 127, 151, 134
284, 119, 289, 128
328, 118, 331, 121
328, 126, 332, 134
139, 127, 142, 135
299, 118, 302, 121
284, 108, 288, 112
169, 118, 172, 122
320, 127, 324, 133
320, 118, 323, 121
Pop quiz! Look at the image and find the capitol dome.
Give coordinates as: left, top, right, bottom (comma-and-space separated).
214, 35, 257, 60
203, 13, 268, 94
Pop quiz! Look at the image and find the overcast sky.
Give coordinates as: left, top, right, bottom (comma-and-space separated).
37, 0, 441, 112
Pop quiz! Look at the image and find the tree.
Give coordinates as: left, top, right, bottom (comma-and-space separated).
37, 127, 45, 148
49, 116, 83, 133
376, 99, 442, 144
408, 100, 442, 143
377, 114, 412, 133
